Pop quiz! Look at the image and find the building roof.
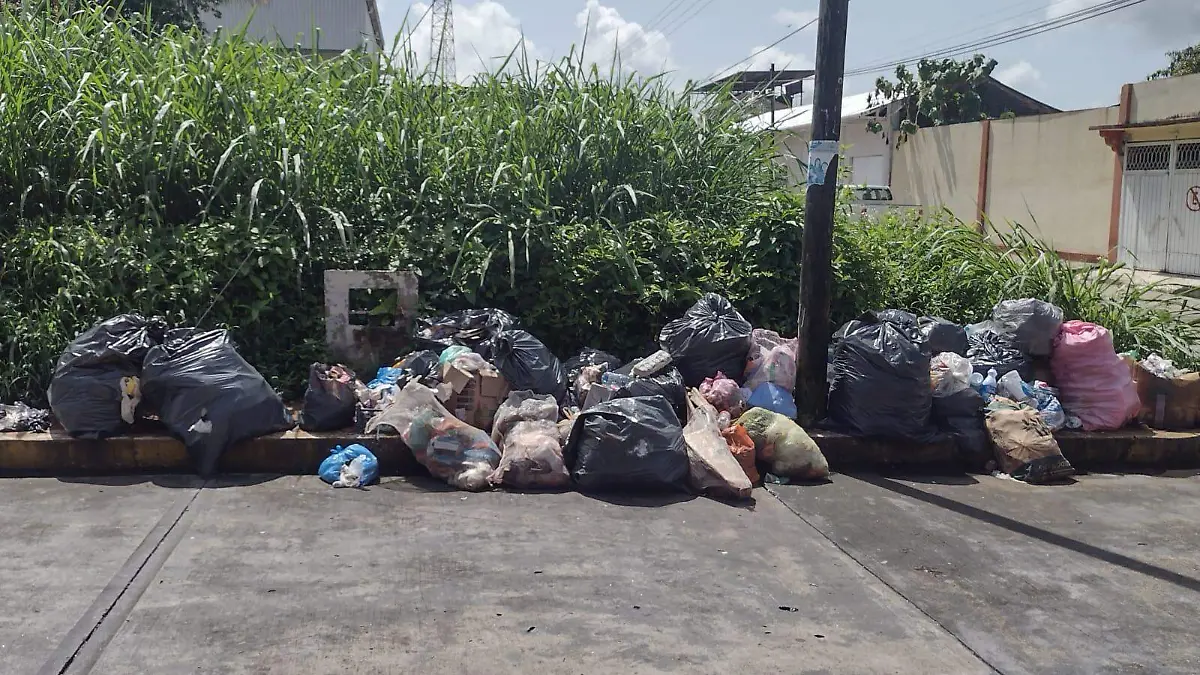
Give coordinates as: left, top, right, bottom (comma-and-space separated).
696, 68, 817, 95
204, 0, 385, 53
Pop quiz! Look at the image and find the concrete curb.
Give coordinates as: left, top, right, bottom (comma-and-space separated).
2, 427, 1198, 477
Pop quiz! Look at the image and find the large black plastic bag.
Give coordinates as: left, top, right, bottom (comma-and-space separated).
919, 316, 968, 356
827, 317, 939, 440
492, 330, 568, 402
414, 308, 518, 361
299, 363, 357, 432
966, 328, 1033, 381
990, 299, 1063, 357
142, 330, 293, 476
659, 293, 753, 387
932, 388, 991, 470
614, 365, 687, 421
48, 314, 167, 439
564, 396, 689, 492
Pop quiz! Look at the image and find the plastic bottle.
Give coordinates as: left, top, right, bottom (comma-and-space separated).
980, 369, 998, 400
969, 372, 984, 393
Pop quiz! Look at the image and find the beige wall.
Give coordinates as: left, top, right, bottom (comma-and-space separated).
891, 123, 983, 222
985, 107, 1119, 256
1129, 73, 1200, 123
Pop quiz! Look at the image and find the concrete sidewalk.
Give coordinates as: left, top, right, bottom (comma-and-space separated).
3, 474, 1199, 674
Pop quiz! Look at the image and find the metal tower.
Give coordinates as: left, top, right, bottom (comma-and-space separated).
430, 0, 456, 82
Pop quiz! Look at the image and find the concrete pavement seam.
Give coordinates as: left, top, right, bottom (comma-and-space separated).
37, 482, 206, 675
765, 486, 1005, 675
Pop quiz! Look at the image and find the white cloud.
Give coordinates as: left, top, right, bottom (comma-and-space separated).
380, 1, 539, 80
746, 45, 813, 72
576, 0, 675, 74
773, 8, 818, 28
995, 60, 1042, 89
1046, 0, 1200, 42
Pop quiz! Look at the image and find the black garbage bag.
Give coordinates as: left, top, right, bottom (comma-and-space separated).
827, 316, 939, 441
414, 308, 518, 361
659, 293, 753, 387
966, 328, 1033, 381
396, 350, 441, 380
932, 388, 991, 471
919, 316, 968, 356
989, 299, 1064, 357
142, 329, 294, 476
564, 348, 624, 402
875, 309, 920, 334
612, 362, 687, 421
48, 314, 168, 439
492, 330, 568, 402
299, 363, 357, 432
564, 396, 689, 492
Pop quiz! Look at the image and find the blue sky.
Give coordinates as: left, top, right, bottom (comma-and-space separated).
377, 0, 1199, 111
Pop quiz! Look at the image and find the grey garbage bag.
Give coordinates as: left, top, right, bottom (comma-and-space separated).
564, 396, 689, 492
659, 294, 753, 387
142, 329, 293, 476
492, 330, 568, 403
48, 314, 168, 439
414, 308, 518, 361
827, 315, 938, 441
989, 299, 1063, 357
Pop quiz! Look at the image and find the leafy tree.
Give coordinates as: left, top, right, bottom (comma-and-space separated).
866, 54, 998, 145
1149, 43, 1200, 80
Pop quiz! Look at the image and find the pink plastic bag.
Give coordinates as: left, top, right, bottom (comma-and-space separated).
744, 329, 799, 392
1051, 321, 1141, 431
699, 372, 747, 417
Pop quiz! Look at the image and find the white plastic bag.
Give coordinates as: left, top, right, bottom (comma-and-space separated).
931, 352, 972, 397
333, 455, 366, 488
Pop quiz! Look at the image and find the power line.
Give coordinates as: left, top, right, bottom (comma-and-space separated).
702, 17, 819, 85
845, 0, 1151, 77
645, 0, 690, 33
661, 0, 717, 38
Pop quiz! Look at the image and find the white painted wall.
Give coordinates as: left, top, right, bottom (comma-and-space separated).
773, 115, 893, 187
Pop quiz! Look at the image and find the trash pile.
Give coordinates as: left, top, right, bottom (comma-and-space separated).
4, 292, 1191, 491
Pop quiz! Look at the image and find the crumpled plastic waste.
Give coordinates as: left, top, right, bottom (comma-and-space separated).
997, 370, 1068, 431
319, 444, 379, 488
1142, 353, 1186, 379
699, 372, 747, 417
931, 352, 973, 397
0, 402, 52, 432
743, 329, 799, 392
414, 308, 518, 361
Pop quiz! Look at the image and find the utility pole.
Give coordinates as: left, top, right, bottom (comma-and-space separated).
769, 63, 776, 127
430, 0, 456, 83
796, 0, 849, 421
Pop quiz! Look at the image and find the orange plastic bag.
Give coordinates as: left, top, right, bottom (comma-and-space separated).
720, 423, 759, 485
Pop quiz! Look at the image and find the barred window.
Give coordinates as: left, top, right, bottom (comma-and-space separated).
1126, 143, 1170, 172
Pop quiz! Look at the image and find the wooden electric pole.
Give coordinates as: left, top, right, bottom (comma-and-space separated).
796, 0, 850, 421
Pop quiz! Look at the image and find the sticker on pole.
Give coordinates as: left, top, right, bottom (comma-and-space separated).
807, 140, 837, 187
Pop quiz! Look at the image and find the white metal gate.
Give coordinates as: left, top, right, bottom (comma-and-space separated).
1119, 140, 1200, 276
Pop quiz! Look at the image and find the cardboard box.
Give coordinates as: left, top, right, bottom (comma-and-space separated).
437, 362, 509, 432
1130, 361, 1200, 430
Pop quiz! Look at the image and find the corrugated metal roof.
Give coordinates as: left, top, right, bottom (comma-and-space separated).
740, 91, 888, 133
204, 0, 382, 52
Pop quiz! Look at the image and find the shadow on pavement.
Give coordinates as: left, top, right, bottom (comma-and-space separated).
56, 474, 283, 489
861, 475, 1200, 594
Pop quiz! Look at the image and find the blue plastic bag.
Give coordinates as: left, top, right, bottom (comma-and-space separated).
747, 383, 798, 419
367, 367, 406, 389
318, 444, 379, 486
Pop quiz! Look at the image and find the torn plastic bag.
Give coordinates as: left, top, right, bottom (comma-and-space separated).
966, 328, 1033, 381
366, 381, 500, 491
492, 330, 568, 403
737, 408, 829, 480
746, 383, 797, 419
720, 423, 759, 484
0, 402, 52, 432
141, 329, 293, 476
299, 363, 358, 432
699, 372, 747, 417
683, 390, 753, 499
919, 317, 968, 356
990, 299, 1064, 357
318, 444, 379, 487
827, 316, 938, 441
48, 314, 167, 439
659, 294, 753, 387
931, 388, 991, 471
489, 420, 570, 490
413, 308, 518, 361
1051, 321, 1140, 431
985, 400, 1074, 483
743, 329, 799, 392
563, 396, 689, 492
612, 362, 687, 420
563, 348, 623, 402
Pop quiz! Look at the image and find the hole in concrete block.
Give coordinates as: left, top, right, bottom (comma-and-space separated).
348, 288, 400, 327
